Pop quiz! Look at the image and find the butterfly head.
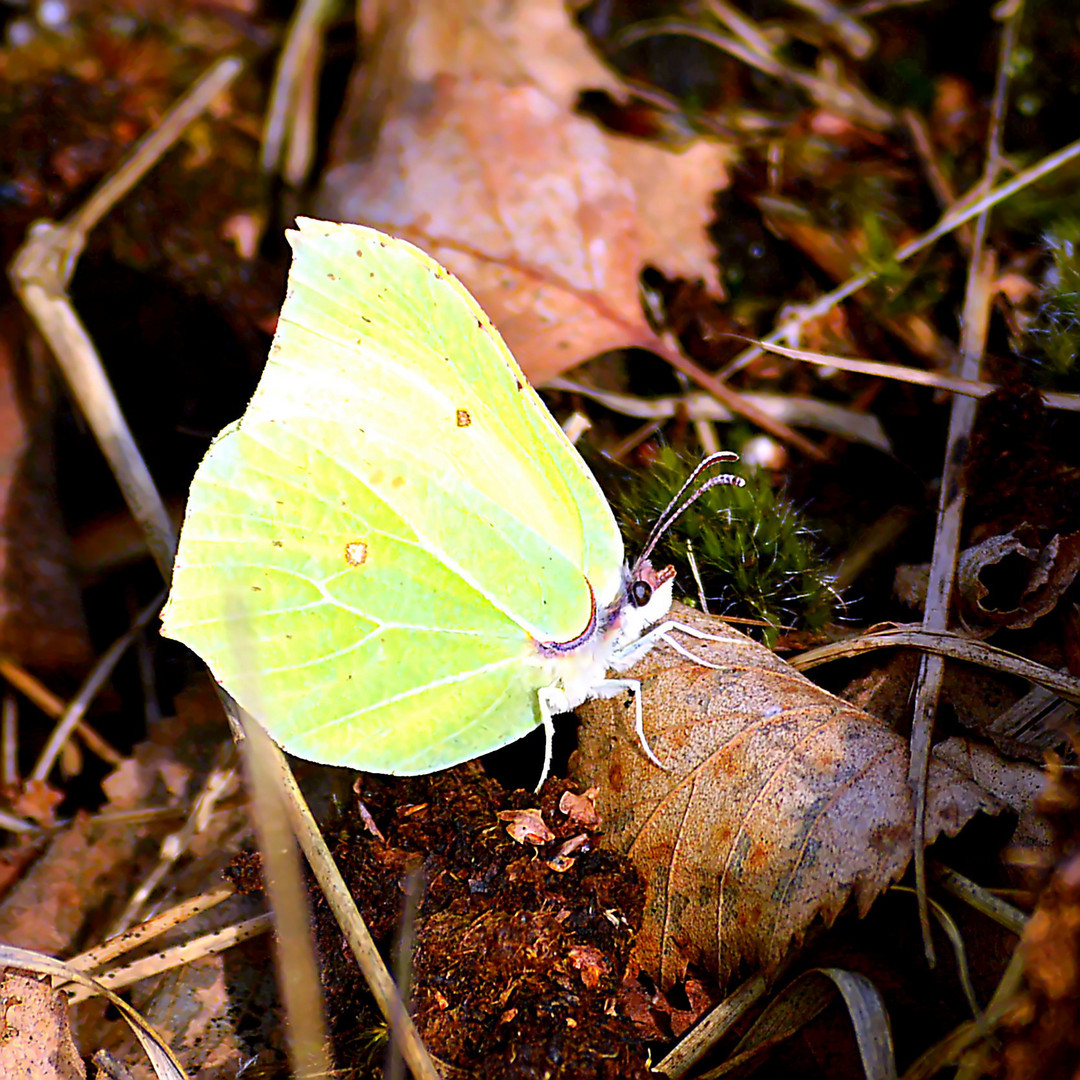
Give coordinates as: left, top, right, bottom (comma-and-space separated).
627, 557, 675, 613
612, 557, 676, 645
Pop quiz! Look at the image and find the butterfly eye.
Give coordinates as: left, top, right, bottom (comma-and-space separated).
630, 580, 653, 607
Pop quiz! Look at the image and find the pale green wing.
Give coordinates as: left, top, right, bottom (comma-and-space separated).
161, 219, 624, 772
250, 218, 625, 620
162, 420, 557, 771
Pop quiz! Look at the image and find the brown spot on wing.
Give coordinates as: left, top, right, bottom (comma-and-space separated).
344, 541, 369, 567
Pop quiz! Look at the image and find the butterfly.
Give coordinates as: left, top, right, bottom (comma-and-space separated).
161, 219, 743, 785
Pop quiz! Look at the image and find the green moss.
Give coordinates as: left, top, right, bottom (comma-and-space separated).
1020, 218, 1080, 383
597, 447, 837, 645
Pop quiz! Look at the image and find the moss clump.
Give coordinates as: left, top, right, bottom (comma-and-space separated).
600, 447, 837, 644
1020, 219, 1080, 384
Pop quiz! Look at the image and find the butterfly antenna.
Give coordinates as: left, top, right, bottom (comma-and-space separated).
639, 452, 746, 563
641, 451, 736, 551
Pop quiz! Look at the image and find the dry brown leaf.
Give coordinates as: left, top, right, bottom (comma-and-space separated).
935, 736, 1051, 850
619, 954, 715, 1040
0, 968, 85, 1080
572, 604, 1002, 989
10, 778, 63, 826
318, 0, 729, 383
0, 816, 142, 955
897, 529, 1080, 636
356, 0, 625, 110
0, 312, 90, 670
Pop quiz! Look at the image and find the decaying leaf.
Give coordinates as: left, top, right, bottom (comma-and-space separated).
898, 528, 1080, 636
618, 954, 712, 1041
0, 814, 142, 955
559, 787, 601, 829
957, 529, 1080, 635
572, 604, 1002, 988
934, 736, 1051, 850
0, 968, 85, 1080
317, 0, 730, 383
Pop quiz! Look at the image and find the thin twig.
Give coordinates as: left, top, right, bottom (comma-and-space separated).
261, 0, 337, 187
704, 0, 783, 63
656, 967, 780, 1078
782, 0, 875, 58
239, 715, 331, 1080
268, 738, 443, 1080
8, 56, 244, 580
719, 130, 1080, 379
653, 332, 827, 459
0, 655, 124, 766
791, 626, 1080, 704
902, 107, 973, 254
65, 914, 274, 1006
30, 592, 164, 783
0, 944, 190, 1075
549, 376, 894, 450
853, 0, 931, 13
734, 339, 1080, 412
70, 886, 237, 974
900, 943, 1025, 1080
909, 0, 1023, 966
386, 867, 425, 1080
616, 17, 892, 128
1, 692, 17, 788
109, 748, 238, 937
930, 864, 1027, 937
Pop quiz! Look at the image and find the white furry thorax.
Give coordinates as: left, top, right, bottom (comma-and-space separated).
530, 563, 674, 710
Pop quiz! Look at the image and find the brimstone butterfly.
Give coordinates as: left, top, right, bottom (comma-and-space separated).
161, 218, 743, 783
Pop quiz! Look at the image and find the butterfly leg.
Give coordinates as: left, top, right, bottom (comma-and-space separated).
536, 686, 569, 793
589, 679, 664, 769
615, 620, 733, 671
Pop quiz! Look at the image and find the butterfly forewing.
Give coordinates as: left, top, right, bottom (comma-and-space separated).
162, 220, 623, 773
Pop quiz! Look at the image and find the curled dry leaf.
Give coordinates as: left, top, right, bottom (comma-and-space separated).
545, 832, 591, 873
318, 0, 729, 383
619, 955, 715, 1040
572, 604, 1002, 989
957, 530, 1080, 635
899, 529, 1080, 635
497, 807, 555, 845
559, 786, 601, 828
